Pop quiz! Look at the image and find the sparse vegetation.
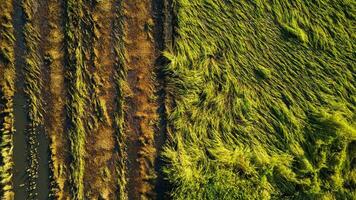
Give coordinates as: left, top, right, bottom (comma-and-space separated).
84, 0, 119, 198
45, 0, 70, 199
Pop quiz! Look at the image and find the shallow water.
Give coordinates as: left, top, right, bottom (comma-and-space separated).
12, 0, 29, 198
12, 0, 50, 199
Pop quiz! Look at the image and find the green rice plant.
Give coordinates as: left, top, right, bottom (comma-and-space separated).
65, 0, 118, 197
113, 0, 128, 198
162, 0, 355, 199
64, 0, 93, 198
0, 1, 16, 199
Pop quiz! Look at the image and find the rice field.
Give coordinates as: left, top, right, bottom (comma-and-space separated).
0, 0, 355, 199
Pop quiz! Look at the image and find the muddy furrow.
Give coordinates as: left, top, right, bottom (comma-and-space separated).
84, 0, 118, 199
123, 1, 160, 199
45, 0, 71, 199
152, 0, 171, 198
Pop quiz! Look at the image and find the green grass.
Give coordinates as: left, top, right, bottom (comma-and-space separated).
162, 0, 355, 199
0, 1, 15, 199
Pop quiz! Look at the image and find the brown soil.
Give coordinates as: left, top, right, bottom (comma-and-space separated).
123, 1, 160, 199
83, 1, 118, 199
45, 0, 71, 199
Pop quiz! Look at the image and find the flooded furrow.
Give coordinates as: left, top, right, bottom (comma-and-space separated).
12, 0, 29, 198
37, 1, 51, 198
12, 0, 51, 199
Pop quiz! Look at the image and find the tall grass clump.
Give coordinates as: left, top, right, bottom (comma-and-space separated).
0, 1, 15, 199
162, 0, 355, 199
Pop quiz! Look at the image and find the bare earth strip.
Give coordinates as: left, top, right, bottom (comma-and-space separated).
123, 1, 159, 199
45, 0, 71, 199
83, 0, 119, 199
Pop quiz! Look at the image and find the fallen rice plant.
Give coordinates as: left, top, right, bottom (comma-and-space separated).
64, 0, 87, 198
113, 0, 127, 198
162, 0, 356, 199
0, 1, 15, 199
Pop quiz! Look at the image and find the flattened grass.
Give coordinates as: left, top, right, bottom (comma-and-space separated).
163, 0, 355, 199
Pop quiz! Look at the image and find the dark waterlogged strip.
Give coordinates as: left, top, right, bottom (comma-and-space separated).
152, 0, 172, 198
12, 0, 51, 199
22, 0, 49, 198
36, 0, 51, 199
12, 0, 29, 198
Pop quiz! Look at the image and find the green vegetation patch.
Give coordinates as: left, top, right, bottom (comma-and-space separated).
113, 0, 127, 198
0, 1, 15, 199
163, 0, 355, 199
65, 0, 90, 198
